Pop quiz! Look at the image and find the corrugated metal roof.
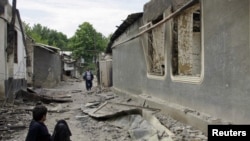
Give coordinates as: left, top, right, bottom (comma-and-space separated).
34, 43, 61, 53
106, 12, 143, 54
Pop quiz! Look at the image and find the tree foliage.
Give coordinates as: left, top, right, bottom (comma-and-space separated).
23, 22, 69, 50
69, 22, 108, 63
23, 21, 109, 69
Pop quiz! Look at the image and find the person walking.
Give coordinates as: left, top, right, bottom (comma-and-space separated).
25, 104, 51, 141
83, 68, 94, 91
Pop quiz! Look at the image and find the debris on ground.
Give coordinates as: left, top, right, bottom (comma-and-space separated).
15, 88, 73, 103
81, 99, 173, 141
1, 78, 208, 141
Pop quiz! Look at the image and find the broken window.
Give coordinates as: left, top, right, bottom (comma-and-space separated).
172, 3, 202, 81
142, 14, 166, 77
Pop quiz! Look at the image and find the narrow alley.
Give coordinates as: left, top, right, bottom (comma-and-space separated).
1, 76, 207, 141
1, 0, 250, 141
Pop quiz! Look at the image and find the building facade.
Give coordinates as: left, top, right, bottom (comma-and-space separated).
109, 0, 250, 133
27, 43, 61, 88
0, 0, 27, 101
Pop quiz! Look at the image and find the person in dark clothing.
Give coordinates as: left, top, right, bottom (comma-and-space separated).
51, 119, 72, 141
25, 104, 51, 141
83, 69, 94, 91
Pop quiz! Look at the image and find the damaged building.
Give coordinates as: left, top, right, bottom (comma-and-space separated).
26, 42, 62, 88
107, 0, 250, 134
61, 51, 83, 79
0, 0, 27, 101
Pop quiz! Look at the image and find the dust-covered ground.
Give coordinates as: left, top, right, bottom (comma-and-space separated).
0, 77, 207, 141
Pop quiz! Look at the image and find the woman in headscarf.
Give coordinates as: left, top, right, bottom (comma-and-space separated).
51, 119, 72, 141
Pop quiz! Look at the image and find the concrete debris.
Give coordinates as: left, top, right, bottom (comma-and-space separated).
15, 88, 73, 103
49, 104, 70, 113
156, 114, 208, 141
1, 78, 208, 141
0, 105, 30, 140
82, 101, 172, 141
183, 108, 196, 114
75, 115, 88, 120
85, 101, 101, 108
71, 90, 82, 93
96, 87, 112, 94
83, 102, 160, 119
143, 110, 174, 138
96, 92, 116, 101
111, 113, 174, 141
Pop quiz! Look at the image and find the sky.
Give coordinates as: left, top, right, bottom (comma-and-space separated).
9, 0, 149, 38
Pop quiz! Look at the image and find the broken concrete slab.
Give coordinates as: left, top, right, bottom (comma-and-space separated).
110, 113, 173, 141
48, 104, 70, 113
85, 101, 101, 108
84, 102, 160, 119
71, 90, 82, 93
143, 110, 175, 138
15, 89, 73, 103
82, 102, 173, 141
96, 92, 116, 101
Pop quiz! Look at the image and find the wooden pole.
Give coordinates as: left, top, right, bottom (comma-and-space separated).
111, 0, 199, 49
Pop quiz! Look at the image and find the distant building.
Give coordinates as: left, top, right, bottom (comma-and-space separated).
98, 53, 112, 87
26, 41, 61, 88
60, 51, 83, 79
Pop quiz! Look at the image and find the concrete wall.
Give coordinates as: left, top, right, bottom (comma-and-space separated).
113, 18, 146, 95
33, 47, 61, 88
26, 38, 34, 86
0, 18, 7, 100
201, 0, 250, 123
112, 0, 250, 125
13, 26, 27, 80
100, 60, 112, 87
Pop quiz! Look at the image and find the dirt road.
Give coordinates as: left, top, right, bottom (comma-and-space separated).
1, 77, 207, 141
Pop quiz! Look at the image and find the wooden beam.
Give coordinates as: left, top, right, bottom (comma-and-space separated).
111, 0, 199, 49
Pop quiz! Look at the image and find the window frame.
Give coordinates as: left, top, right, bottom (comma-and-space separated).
141, 11, 170, 80
170, 2, 204, 84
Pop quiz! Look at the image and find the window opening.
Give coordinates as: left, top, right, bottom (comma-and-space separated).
14, 30, 18, 63
145, 14, 166, 76
172, 4, 201, 78
7, 24, 18, 63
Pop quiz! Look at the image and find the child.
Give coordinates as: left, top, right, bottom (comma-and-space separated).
25, 104, 51, 141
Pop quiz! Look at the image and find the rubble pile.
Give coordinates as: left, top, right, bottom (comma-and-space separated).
0, 103, 31, 140
0, 78, 208, 141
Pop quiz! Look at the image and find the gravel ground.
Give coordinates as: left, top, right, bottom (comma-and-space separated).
0, 77, 207, 141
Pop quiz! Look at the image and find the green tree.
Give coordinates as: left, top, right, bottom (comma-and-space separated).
23, 21, 32, 36
23, 21, 109, 70
69, 22, 108, 68
47, 30, 68, 49
23, 22, 68, 49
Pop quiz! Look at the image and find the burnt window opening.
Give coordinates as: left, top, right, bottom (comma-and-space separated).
0, 5, 4, 14
172, 18, 179, 75
7, 24, 18, 63
172, 4, 201, 77
145, 14, 166, 76
193, 10, 201, 32
152, 15, 164, 24
14, 30, 18, 63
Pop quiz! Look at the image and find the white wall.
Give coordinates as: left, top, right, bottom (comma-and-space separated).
13, 27, 26, 79
0, 19, 7, 99
64, 63, 74, 71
